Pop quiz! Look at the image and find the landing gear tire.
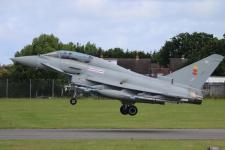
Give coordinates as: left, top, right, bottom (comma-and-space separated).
70, 89, 78, 105
120, 105, 129, 115
128, 105, 138, 116
70, 98, 77, 105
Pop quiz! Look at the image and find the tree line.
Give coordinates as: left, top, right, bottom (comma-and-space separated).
1, 32, 225, 80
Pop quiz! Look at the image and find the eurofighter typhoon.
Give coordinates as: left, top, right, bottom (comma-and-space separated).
11, 51, 224, 116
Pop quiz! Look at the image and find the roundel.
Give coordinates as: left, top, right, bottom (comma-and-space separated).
192, 64, 198, 77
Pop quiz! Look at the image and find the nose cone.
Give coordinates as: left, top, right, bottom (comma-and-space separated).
11, 57, 21, 63
11, 56, 37, 67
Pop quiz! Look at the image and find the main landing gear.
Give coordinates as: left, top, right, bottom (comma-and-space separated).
120, 104, 138, 116
70, 89, 77, 105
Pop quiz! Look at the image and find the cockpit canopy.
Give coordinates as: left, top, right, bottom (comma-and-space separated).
44, 50, 93, 63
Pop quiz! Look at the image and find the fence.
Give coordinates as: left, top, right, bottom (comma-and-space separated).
203, 83, 225, 98
0, 79, 71, 98
1, 79, 225, 98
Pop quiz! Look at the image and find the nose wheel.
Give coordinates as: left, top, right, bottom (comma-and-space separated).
120, 105, 138, 116
70, 98, 77, 105
70, 89, 78, 105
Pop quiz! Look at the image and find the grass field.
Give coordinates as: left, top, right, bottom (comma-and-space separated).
0, 139, 224, 150
0, 98, 225, 129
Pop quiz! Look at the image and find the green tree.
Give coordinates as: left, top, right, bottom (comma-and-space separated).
104, 48, 125, 58
11, 34, 65, 80
16, 34, 61, 57
84, 42, 101, 57
0, 66, 9, 78
60, 42, 76, 51
158, 32, 225, 75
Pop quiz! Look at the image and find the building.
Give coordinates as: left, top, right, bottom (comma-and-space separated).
169, 57, 188, 72
150, 63, 170, 77
117, 58, 151, 75
105, 57, 185, 77
203, 77, 225, 98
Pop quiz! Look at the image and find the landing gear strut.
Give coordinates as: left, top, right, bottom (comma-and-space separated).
70, 89, 78, 105
120, 105, 138, 116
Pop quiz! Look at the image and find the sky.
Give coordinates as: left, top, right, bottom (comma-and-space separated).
0, 0, 224, 65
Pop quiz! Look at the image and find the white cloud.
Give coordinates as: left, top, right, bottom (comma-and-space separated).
192, 0, 220, 16
0, 0, 224, 64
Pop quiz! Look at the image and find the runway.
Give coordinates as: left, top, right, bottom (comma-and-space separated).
1, 129, 225, 140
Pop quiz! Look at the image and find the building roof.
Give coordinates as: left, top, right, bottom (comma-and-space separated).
206, 76, 225, 83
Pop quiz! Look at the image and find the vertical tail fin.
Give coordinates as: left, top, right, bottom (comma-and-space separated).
166, 54, 224, 90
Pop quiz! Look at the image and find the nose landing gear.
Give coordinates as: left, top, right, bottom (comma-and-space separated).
70, 98, 77, 105
70, 89, 78, 105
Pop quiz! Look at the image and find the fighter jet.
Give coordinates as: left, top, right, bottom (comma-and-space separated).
11, 50, 224, 116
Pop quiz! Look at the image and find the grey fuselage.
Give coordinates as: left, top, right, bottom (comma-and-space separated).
12, 51, 200, 103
